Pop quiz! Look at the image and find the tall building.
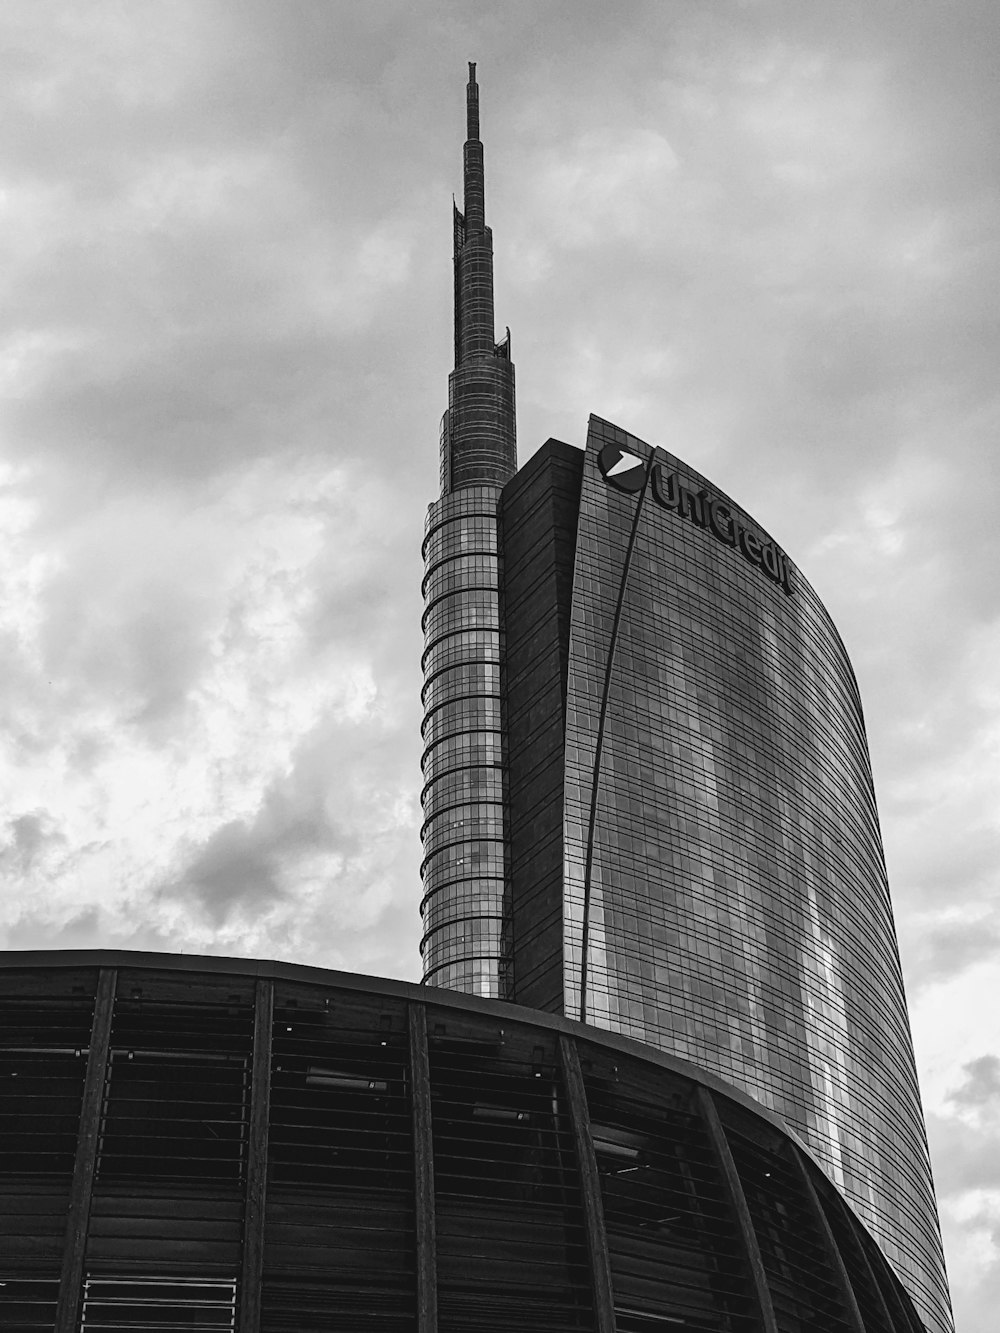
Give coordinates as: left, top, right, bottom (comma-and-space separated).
422, 68, 953, 1333
0, 65, 953, 1333
499, 429, 952, 1333
420, 63, 516, 997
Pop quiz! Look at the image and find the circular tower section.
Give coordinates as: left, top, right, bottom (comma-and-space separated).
421, 486, 508, 995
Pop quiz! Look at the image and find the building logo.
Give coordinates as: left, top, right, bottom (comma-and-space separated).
598, 445, 794, 596
598, 445, 646, 493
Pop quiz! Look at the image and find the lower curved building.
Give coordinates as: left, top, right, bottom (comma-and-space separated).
2, 951, 929, 1333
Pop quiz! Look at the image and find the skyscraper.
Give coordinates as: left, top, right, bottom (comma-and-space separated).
0, 64, 953, 1333
423, 67, 953, 1333
420, 63, 516, 998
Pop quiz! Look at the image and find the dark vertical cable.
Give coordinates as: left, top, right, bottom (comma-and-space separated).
788, 1148, 866, 1333
409, 1002, 438, 1333
579, 455, 652, 1021
696, 1088, 779, 1333
54, 966, 116, 1333
558, 1035, 615, 1333
239, 979, 273, 1333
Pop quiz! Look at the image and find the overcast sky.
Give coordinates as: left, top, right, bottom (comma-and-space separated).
0, 2, 997, 1326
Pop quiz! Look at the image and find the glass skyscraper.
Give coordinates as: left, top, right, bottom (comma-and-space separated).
0, 64, 955, 1333
420, 64, 516, 997
423, 68, 954, 1333
499, 426, 952, 1333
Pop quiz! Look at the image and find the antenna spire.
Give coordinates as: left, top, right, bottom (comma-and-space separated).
463, 61, 485, 236
440, 64, 516, 494
467, 61, 479, 140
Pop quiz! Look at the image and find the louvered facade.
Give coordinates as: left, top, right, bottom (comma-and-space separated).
1, 953, 929, 1333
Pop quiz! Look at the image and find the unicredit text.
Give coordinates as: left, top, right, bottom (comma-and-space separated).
650, 467, 794, 596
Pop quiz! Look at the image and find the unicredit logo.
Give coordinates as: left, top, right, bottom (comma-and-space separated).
598, 445, 646, 493
598, 443, 794, 596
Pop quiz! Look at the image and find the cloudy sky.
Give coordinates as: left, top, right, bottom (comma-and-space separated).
0, 1, 997, 1325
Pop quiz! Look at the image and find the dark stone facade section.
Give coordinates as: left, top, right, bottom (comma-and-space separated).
498, 439, 583, 1012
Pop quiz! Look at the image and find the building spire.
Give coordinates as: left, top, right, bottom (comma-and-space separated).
463, 63, 485, 235
467, 61, 479, 139
439, 63, 516, 494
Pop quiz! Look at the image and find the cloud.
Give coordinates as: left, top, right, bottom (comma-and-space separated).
0, 809, 66, 876
0, 4, 998, 1324
949, 1056, 1000, 1118
904, 914, 1000, 992
929, 1055, 1000, 1331
0, 442, 422, 975
152, 705, 421, 974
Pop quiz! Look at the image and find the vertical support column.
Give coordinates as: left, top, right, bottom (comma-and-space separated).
866, 1246, 927, 1333
805, 1156, 916, 1332
558, 1034, 615, 1333
787, 1148, 866, 1333
239, 978, 273, 1333
696, 1088, 779, 1333
55, 966, 116, 1333
409, 1002, 437, 1333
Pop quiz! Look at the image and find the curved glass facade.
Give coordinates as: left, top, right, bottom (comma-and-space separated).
420, 488, 508, 996
550, 416, 950, 1333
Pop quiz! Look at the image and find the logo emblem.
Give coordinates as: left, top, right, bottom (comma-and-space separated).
598, 445, 646, 493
